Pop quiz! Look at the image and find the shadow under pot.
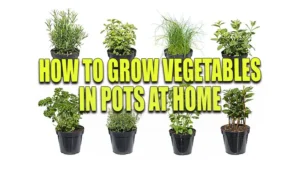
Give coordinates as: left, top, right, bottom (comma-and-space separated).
51, 48, 80, 59
56, 125, 84, 155
221, 125, 250, 155
169, 129, 196, 155
221, 51, 248, 77
164, 48, 193, 78
108, 129, 137, 155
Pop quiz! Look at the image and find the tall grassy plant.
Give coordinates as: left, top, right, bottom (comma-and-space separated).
156, 16, 202, 56
107, 109, 139, 132
46, 9, 88, 55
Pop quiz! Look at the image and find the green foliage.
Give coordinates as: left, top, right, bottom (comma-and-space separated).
38, 88, 81, 132
45, 9, 88, 55
211, 20, 259, 57
101, 19, 137, 56
166, 83, 200, 135
222, 86, 254, 131
155, 15, 202, 56
107, 109, 139, 132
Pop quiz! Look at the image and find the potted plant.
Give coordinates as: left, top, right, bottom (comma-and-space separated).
221, 86, 254, 155
166, 83, 200, 155
211, 20, 259, 75
155, 15, 202, 58
101, 19, 137, 60
46, 9, 88, 59
38, 88, 84, 155
107, 108, 139, 155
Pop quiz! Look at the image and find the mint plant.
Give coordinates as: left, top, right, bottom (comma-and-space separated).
211, 20, 259, 57
101, 19, 137, 56
155, 15, 202, 56
167, 83, 200, 135
38, 88, 81, 132
222, 86, 254, 132
107, 109, 139, 132
46, 9, 88, 55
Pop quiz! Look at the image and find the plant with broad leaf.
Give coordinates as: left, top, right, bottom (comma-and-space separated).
38, 88, 81, 132
101, 19, 137, 56
107, 108, 140, 132
46, 9, 88, 55
211, 20, 259, 57
166, 83, 200, 135
222, 86, 254, 132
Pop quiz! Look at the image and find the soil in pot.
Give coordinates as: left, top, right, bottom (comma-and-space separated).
221, 124, 250, 155
109, 129, 137, 155
56, 125, 84, 155
221, 51, 248, 78
164, 48, 193, 79
169, 129, 196, 155
107, 48, 136, 81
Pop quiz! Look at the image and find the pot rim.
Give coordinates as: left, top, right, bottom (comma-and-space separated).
108, 128, 137, 134
221, 124, 250, 133
56, 125, 84, 134
169, 128, 196, 136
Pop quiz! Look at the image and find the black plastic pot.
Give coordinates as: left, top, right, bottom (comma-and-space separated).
51, 48, 80, 59
164, 48, 193, 78
221, 51, 248, 77
109, 129, 137, 155
107, 48, 136, 80
221, 125, 250, 155
107, 48, 136, 60
169, 129, 196, 155
56, 125, 84, 155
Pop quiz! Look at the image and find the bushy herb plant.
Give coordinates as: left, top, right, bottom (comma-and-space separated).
166, 83, 200, 135
107, 109, 139, 132
38, 88, 81, 132
46, 9, 88, 55
222, 86, 254, 132
155, 15, 202, 56
211, 20, 259, 57
101, 19, 137, 56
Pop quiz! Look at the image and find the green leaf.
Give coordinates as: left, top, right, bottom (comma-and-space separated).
217, 45, 223, 50
188, 129, 193, 135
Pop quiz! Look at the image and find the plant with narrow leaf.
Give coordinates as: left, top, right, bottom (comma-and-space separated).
211, 20, 259, 57
222, 86, 254, 132
107, 108, 139, 132
38, 88, 81, 132
155, 15, 202, 56
46, 9, 88, 55
166, 83, 200, 135
101, 19, 137, 56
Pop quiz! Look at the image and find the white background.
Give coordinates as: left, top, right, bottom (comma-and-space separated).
0, 0, 299, 168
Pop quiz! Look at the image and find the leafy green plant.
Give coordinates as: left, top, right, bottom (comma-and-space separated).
101, 19, 137, 56
155, 15, 202, 56
222, 86, 254, 132
46, 9, 88, 55
166, 83, 200, 135
211, 20, 259, 57
38, 88, 81, 132
107, 109, 139, 132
